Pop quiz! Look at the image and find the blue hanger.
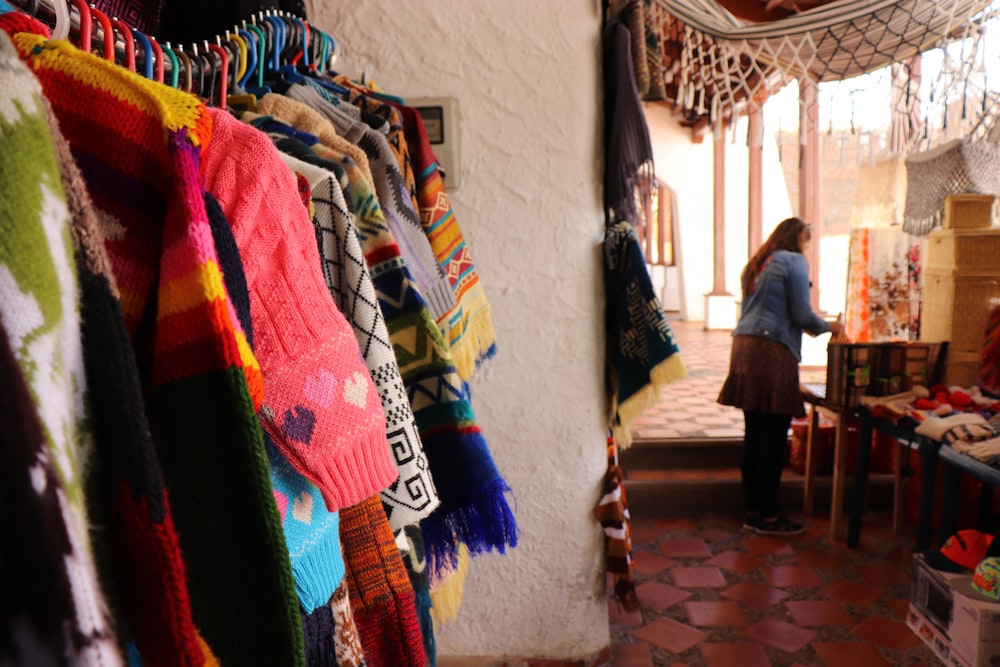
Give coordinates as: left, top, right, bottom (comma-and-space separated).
238, 28, 258, 90
132, 28, 153, 79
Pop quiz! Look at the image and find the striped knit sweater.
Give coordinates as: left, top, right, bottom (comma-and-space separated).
15, 34, 305, 667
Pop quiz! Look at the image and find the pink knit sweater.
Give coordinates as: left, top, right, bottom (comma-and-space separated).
202, 108, 398, 511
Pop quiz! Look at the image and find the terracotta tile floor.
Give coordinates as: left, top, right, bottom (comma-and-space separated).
610, 318, 935, 666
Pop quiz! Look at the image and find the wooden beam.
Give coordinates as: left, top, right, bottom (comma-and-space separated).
799, 78, 821, 311
712, 126, 727, 295
748, 104, 764, 257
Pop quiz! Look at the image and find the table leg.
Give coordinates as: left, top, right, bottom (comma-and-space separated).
831, 410, 847, 541
893, 437, 905, 535
917, 444, 937, 550
804, 404, 819, 516
848, 413, 873, 549
941, 463, 960, 542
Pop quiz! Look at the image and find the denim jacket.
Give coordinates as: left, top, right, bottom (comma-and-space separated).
733, 250, 829, 361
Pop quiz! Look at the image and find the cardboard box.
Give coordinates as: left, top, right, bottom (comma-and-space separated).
910, 553, 1000, 666
908, 602, 968, 667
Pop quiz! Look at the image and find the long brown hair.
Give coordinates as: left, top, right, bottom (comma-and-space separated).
740, 217, 810, 297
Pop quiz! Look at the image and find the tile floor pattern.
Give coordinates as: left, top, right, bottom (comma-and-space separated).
616, 317, 935, 666
609, 512, 936, 666
630, 318, 826, 441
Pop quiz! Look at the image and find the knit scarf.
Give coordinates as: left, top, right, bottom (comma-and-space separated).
593, 435, 638, 612
327, 155, 518, 573
0, 32, 121, 665
276, 149, 441, 532
202, 108, 398, 513
340, 496, 426, 667
284, 83, 458, 323
603, 221, 686, 447
46, 90, 217, 666
16, 34, 305, 666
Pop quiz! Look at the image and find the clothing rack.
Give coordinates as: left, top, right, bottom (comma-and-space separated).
5, 0, 339, 109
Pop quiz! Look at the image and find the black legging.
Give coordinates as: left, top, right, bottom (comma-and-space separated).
741, 410, 794, 518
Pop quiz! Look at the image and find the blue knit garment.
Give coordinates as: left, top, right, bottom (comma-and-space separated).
265, 433, 345, 612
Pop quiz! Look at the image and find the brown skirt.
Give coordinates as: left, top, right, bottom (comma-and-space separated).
717, 335, 806, 418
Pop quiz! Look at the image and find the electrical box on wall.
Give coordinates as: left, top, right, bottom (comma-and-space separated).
410, 97, 461, 191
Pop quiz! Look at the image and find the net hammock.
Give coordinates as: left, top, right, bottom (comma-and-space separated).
642, 0, 993, 134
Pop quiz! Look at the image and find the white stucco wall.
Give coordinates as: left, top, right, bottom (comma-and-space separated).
305, 1, 610, 662
643, 105, 793, 321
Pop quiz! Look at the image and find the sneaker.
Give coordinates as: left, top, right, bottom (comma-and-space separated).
742, 513, 763, 531
755, 515, 805, 537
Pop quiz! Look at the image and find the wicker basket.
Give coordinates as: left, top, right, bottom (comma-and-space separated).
944, 193, 997, 230
942, 350, 982, 388
919, 268, 1000, 353
925, 227, 1000, 274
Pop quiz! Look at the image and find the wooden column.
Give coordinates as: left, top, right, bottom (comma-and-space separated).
799, 77, 822, 310
748, 103, 764, 257
712, 126, 727, 295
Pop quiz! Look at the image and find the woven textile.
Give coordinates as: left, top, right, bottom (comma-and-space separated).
0, 33, 120, 664
850, 155, 908, 229
648, 0, 992, 134
276, 149, 440, 533
594, 436, 638, 613
203, 108, 398, 512
332, 156, 518, 572
604, 222, 686, 448
428, 543, 470, 626
48, 94, 215, 665
844, 227, 922, 342
16, 34, 305, 666
340, 496, 426, 667
904, 139, 1000, 235
285, 83, 458, 322
389, 102, 497, 381
330, 582, 367, 667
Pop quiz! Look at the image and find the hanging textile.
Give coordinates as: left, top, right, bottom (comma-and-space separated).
843, 227, 922, 342
593, 435, 638, 612
254, 92, 518, 571
603, 17, 686, 448
647, 0, 992, 134
14, 33, 307, 666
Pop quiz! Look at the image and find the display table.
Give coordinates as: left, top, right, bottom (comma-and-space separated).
849, 405, 999, 550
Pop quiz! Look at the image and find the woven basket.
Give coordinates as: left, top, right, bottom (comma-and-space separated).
944, 194, 997, 230
920, 268, 1000, 353
925, 227, 1000, 273
942, 350, 982, 388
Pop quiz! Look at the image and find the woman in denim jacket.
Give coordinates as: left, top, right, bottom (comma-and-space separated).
718, 217, 843, 536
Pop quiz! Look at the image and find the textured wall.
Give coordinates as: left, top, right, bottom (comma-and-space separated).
304, 0, 611, 661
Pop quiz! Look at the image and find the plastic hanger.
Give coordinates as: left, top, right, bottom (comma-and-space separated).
237, 27, 257, 89
133, 28, 152, 79
226, 30, 247, 85
67, 0, 90, 51
109, 16, 133, 71
160, 40, 179, 88
173, 45, 193, 93
243, 21, 269, 95
149, 35, 164, 83
207, 38, 228, 108
50, 0, 70, 40
88, 5, 113, 61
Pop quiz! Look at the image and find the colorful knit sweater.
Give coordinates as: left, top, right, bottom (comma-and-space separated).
391, 101, 498, 381
285, 83, 458, 323
45, 90, 217, 666
15, 34, 305, 667
327, 153, 518, 572
202, 108, 398, 512
0, 32, 121, 665
302, 80, 498, 382
276, 147, 441, 533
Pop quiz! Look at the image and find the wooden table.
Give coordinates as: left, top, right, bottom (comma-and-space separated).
800, 386, 851, 540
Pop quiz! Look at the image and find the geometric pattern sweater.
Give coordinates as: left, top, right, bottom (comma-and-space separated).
16, 34, 305, 667
275, 146, 440, 533
329, 83, 498, 382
